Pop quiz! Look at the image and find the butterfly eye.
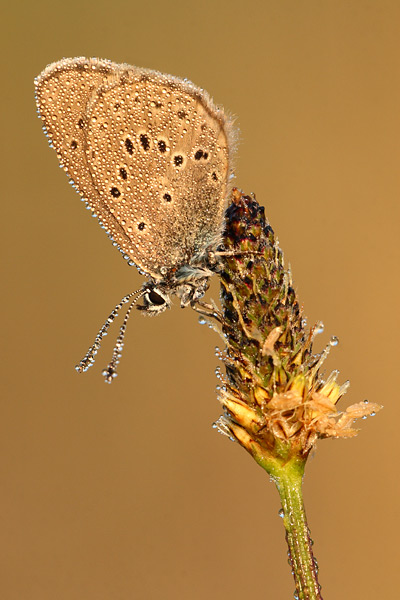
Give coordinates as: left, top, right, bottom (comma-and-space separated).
148, 289, 167, 305
138, 287, 170, 314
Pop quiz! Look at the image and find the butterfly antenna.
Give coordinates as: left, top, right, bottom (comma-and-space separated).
101, 295, 141, 383
75, 289, 145, 375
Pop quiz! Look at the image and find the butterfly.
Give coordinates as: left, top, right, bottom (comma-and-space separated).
35, 57, 236, 381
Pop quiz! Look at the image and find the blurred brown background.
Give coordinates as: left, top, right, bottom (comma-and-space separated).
1, 1, 399, 598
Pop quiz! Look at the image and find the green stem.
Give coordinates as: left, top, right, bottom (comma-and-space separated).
274, 459, 322, 600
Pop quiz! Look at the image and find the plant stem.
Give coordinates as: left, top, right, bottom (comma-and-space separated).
273, 458, 322, 600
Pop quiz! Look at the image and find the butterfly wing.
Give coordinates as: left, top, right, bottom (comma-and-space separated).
36, 58, 235, 278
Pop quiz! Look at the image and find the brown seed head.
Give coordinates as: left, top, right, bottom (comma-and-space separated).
212, 190, 381, 466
